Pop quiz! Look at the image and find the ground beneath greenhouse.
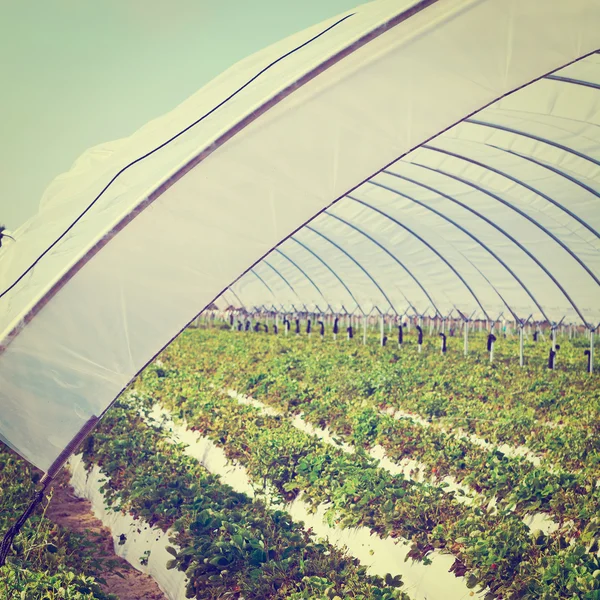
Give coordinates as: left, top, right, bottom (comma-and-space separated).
47, 475, 166, 600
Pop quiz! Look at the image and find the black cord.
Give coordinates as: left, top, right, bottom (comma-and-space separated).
0, 482, 49, 567
0, 12, 355, 300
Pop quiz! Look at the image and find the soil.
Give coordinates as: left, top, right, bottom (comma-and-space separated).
46, 474, 166, 600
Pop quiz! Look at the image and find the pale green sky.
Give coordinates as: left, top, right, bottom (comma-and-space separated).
0, 0, 369, 230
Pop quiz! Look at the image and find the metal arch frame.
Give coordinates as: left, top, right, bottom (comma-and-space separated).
277, 302, 294, 316
301, 302, 313, 316
347, 194, 491, 320
211, 74, 600, 328
370, 176, 550, 322
423, 144, 600, 242
545, 74, 600, 90
322, 304, 335, 315
273, 248, 328, 304
488, 144, 600, 202
323, 210, 441, 317
218, 288, 234, 308
385, 307, 396, 317
388, 164, 591, 324
289, 237, 363, 313
449, 240, 521, 323
250, 268, 277, 299
414, 304, 431, 319
272, 303, 282, 313
414, 153, 600, 287
304, 225, 400, 315
225, 286, 246, 308
261, 259, 302, 301
466, 118, 600, 168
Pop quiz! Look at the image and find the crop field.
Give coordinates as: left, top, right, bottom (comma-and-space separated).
0, 445, 116, 599
2, 322, 599, 600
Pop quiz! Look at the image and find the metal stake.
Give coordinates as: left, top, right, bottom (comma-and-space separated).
591, 328, 595, 375
519, 325, 524, 367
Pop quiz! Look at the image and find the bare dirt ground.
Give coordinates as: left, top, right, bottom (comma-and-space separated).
46, 475, 166, 600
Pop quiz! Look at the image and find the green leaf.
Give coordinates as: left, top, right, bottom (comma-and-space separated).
209, 555, 230, 568
250, 549, 267, 565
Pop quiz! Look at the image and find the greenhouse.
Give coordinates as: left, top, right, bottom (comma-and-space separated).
1, 0, 599, 598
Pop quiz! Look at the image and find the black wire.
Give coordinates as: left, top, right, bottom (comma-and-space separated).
0, 483, 48, 567
0, 12, 355, 300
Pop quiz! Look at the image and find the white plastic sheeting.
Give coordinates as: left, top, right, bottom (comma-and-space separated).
148, 404, 479, 600
69, 454, 186, 600
0, 0, 599, 471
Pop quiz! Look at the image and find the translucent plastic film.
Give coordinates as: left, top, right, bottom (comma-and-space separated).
231, 55, 600, 324
1, 0, 599, 470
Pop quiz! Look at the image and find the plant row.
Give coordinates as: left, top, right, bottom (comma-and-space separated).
134, 364, 600, 599
190, 327, 600, 477
154, 329, 600, 528
79, 393, 409, 600
219, 315, 596, 372
0, 444, 115, 600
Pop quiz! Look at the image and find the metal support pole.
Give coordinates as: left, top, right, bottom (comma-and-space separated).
519, 325, 524, 367
380, 315, 385, 346
363, 314, 367, 346
464, 320, 468, 357
591, 329, 595, 375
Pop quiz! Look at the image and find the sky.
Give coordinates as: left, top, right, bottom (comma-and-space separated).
0, 0, 369, 231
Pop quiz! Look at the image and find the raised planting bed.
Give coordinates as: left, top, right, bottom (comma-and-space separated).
76, 394, 410, 600
0, 445, 115, 600
133, 327, 600, 599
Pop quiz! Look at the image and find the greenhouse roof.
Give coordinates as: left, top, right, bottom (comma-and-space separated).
0, 0, 599, 472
